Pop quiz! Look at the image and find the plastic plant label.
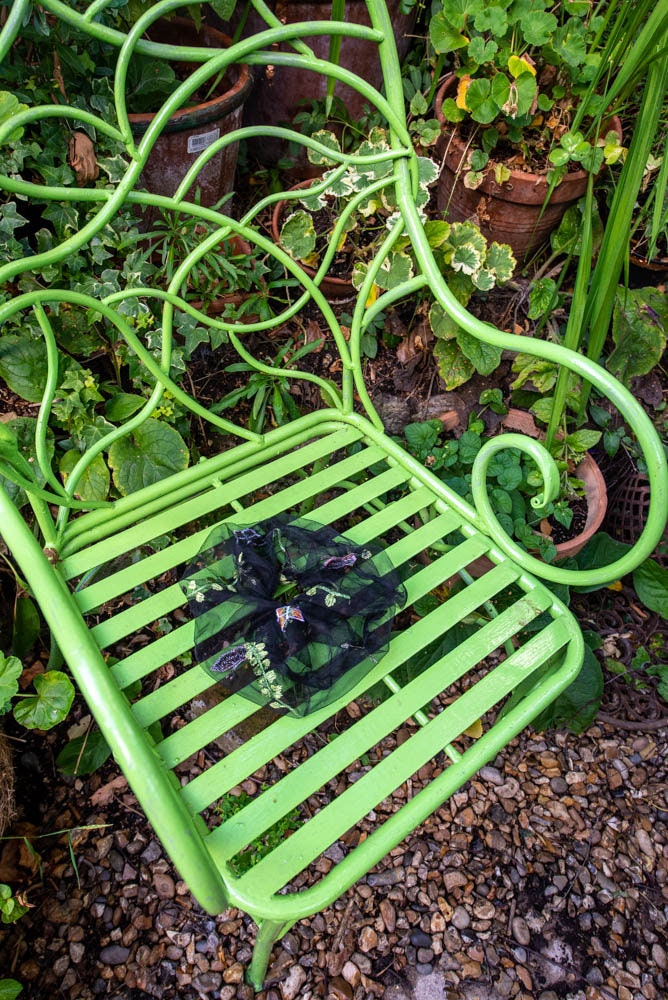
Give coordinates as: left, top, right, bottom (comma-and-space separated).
187, 128, 221, 155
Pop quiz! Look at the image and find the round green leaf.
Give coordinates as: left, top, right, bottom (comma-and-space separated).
107, 419, 189, 496
13, 670, 75, 730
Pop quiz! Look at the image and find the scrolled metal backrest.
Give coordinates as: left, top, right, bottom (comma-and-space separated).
0, 0, 666, 587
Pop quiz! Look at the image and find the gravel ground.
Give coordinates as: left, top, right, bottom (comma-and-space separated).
1, 718, 666, 1000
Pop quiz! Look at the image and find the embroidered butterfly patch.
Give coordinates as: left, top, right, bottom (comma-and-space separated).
275, 605, 305, 632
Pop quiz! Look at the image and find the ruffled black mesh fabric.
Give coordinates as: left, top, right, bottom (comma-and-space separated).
180, 515, 406, 716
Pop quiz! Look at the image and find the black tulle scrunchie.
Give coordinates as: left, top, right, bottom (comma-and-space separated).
180, 514, 406, 716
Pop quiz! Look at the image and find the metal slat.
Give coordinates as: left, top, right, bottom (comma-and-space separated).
61, 428, 372, 580
228, 617, 574, 896
186, 587, 554, 821
178, 559, 527, 811
88, 446, 393, 646
128, 537, 513, 733
106, 496, 458, 688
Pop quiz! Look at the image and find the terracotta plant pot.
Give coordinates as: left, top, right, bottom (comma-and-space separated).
501, 408, 608, 560
128, 18, 252, 208
232, 0, 416, 169
463, 409, 608, 576
271, 179, 357, 300
433, 76, 621, 260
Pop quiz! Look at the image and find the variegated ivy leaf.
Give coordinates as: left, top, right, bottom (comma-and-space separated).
376, 251, 413, 291
485, 242, 516, 282
473, 268, 496, 292
417, 156, 439, 190
449, 222, 487, 258
323, 171, 355, 199
351, 261, 368, 292
452, 245, 483, 275
280, 210, 317, 262
307, 129, 342, 166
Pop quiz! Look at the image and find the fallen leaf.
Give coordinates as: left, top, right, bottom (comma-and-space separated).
90, 775, 127, 807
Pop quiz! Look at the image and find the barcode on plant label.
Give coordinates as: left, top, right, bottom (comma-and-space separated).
187, 128, 221, 154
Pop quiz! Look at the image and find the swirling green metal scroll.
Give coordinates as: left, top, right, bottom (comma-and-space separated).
0, 0, 666, 588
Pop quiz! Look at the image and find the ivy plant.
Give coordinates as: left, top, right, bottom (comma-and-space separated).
402, 410, 594, 563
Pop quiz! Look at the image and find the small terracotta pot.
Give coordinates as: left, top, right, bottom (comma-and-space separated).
271, 179, 357, 300
433, 76, 621, 260
128, 18, 252, 208
501, 408, 608, 560
465, 409, 608, 574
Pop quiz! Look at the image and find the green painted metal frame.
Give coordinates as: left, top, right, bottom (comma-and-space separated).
0, 0, 666, 989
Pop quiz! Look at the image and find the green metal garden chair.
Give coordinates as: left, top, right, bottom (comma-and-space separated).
0, 0, 666, 988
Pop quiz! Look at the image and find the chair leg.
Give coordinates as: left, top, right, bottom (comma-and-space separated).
247, 918, 292, 991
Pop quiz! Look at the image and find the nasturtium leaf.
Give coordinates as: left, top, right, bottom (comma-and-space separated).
0, 653, 22, 715
279, 210, 317, 262
13, 670, 75, 730
107, 419, 189, 496
0, 335, 50, 402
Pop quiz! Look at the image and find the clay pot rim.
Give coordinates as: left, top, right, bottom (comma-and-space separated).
127, 18, 252, 134
271, 177, 358, 298
434, 75, 621, 195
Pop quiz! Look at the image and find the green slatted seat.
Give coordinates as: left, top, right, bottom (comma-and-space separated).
0, 0, 666, 990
